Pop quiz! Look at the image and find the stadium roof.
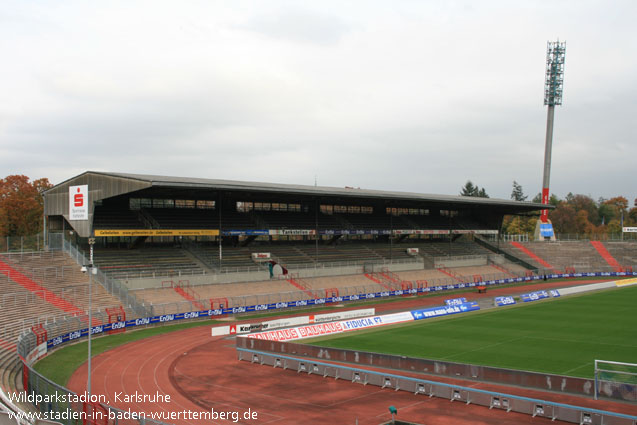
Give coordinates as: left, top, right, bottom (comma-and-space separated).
44, 171, 551, 237
47, 171, 549, 210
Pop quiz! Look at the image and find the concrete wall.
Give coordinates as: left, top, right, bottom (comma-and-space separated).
121, 260, 425, 290
433, 255, 487, 268
122, 270, 268, 289
489, 254, 506, 265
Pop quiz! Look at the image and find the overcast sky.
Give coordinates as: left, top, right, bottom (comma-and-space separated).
1, 1, 636, 202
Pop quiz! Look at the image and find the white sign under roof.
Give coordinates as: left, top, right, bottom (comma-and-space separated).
69, 185, 89, 221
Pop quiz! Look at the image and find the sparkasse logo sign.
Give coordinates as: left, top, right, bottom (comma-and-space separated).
69, 185, 89, 221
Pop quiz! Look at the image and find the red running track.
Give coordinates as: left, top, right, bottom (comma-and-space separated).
68, 280, 636, 425
69, 327, 567, 425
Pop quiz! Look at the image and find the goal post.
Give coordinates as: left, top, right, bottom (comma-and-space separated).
594, 359, 637, 400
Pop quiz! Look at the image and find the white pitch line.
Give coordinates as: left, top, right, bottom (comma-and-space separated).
527, 336, 637, 349
562, 362, 592, 375
443, 336, 525, 360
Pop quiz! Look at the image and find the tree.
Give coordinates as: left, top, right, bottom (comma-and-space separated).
547, 195, 598, 235
502, 215, 537, 235
510, 181, 527, 201
460, 181, 489, 198
0, 204, 7, 236
476, 187, 489, 198
606, 218, 622, 235
508, 191, 633, 237
628, 207, 637, 226
532, 192, 560, 206
549, 203, 578, 234
575, 210, 596, 234
460, 181, 478, 197
605, 196, 628, 211
0, 175, 52, 236
569, 195, 599, 225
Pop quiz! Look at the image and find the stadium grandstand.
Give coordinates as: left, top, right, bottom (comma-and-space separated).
33, 171, 637, 310
42, 171, 547, 274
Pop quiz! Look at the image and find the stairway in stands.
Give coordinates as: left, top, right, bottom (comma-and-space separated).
590, 241, 623, 272
364, 268, 400, 290
172, 280, 206, 310
436, 266, 463, 282
489, 262, 516, 277
510, 242, 557, 271
364, 273, 392, 290
286, 273, 315, 298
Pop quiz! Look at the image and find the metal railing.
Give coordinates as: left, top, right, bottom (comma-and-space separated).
4, 259, 634, 325
97, 256, 424, 280
556, 233, 637, 241
0, 235, 46, 253
103, 267, 210, 280
62, 240, 149, 318
501, 233, 530, 242
498, 233, 637, 242
66, 238, 637, 282
432, 254, 491, 267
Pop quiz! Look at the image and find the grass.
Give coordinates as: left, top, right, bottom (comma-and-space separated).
308, 286, 637, 378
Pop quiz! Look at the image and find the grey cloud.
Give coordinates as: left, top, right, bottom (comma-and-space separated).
244, 9, 350, 45
2, 1, 637, 205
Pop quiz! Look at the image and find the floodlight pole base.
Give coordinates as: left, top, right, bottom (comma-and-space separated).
534, 219, 556, 241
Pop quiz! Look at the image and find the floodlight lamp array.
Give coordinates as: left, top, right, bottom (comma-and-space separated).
544, 41, 566, 106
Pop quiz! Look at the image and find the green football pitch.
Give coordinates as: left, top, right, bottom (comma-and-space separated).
309, 286, 637, 378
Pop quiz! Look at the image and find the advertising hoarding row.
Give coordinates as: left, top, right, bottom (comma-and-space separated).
93, 228, 500, 237
44, 270, 637, 352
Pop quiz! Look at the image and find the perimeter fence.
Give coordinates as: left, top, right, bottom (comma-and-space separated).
238, 348, 637, 425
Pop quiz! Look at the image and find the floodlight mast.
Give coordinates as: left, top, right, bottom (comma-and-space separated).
540, 40, 566, 223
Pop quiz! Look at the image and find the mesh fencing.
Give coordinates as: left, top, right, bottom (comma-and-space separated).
241, 348, 637, 425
